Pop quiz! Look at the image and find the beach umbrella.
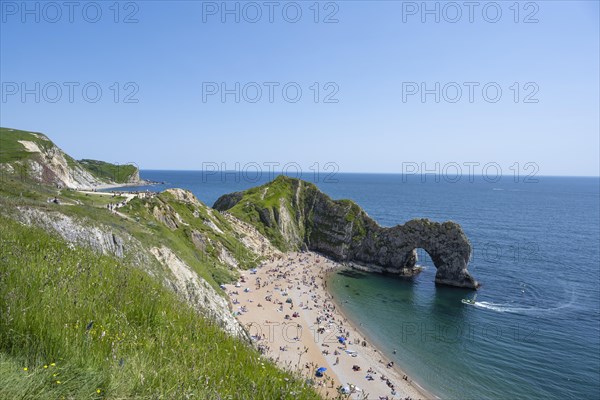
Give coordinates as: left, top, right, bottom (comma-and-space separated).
316, 367, 327, 373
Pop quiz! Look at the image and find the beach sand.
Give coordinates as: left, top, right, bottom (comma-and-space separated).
225, 251, 437, 400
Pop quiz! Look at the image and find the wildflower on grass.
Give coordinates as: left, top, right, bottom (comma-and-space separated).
56, 380, 61, 384
44, 365, 48, 369
50, 363, 56, 366
96, 389, 101, 394
23, 367, 28, 371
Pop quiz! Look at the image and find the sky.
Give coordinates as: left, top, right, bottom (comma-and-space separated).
1, 0, 599, 176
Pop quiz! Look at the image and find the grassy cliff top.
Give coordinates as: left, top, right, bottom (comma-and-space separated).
79, 159, 139, 183
0, 127, 140, 184
213, 175, 366, 251
0, 127, 53, 163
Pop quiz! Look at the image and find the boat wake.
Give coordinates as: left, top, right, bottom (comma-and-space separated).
471, 300, 574, 315
467, 281, 577, 315
471, 301, 527, 313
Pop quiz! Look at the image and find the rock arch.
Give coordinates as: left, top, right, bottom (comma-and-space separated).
384, 220, 479, 289
308, 217, 479, 289
214, 176, 480, 289
311, 211, 480, 289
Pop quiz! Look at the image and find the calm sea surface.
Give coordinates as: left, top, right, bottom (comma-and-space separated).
119, 171, 600, 400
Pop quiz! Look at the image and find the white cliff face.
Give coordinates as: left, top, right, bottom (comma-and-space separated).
220, 213, 281, 259
17, 139, 103, 189
278, 198, 302, 247
164, 188, 203, 206
11, 206, 247, 338
150, 246, 245, 338
3, 129, 142, 189
15, 207, 133, 258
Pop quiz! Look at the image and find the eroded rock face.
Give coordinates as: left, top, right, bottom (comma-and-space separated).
150, 246, 245, 338
345, 220, 478, 289
19, 140, 101, 189
214, 176, 479, 289
13, 207, 152, 270
11, 206, 247, 338
1, 129, 143, 189
164, 188, 203, 207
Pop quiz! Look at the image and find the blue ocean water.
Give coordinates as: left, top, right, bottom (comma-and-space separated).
120, 171, 600, 399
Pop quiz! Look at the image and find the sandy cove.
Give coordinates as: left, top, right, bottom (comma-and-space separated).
224, 251, 436, 400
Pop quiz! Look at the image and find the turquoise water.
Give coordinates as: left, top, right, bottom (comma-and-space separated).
121, 172, 600, 399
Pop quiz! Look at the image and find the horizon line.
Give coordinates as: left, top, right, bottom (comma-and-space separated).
136, 169, 600, 179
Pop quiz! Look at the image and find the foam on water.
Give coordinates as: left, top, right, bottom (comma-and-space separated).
471, 301, 573, 314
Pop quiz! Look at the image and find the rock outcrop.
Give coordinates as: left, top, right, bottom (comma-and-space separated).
214, 176, 479, 289
15, 207, 137, 260
11, 205, 247, 338
150, 246, 245, 337
0, 127, 143, 188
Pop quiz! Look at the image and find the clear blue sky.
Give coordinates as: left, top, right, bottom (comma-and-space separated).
1, 0, 598, 176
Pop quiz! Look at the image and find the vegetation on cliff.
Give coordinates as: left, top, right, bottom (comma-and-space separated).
0, 215, 318, 399
0, 129, 320, 398
0, 125, 477, 399
214, 175, 479, 289
214, 175, 308, 250
0, 128, 55, 163
0, 127, 141, 187
78, 159, 139, 184
213, 175, 371, 253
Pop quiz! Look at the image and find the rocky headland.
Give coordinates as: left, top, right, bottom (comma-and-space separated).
214, 175, 479, 289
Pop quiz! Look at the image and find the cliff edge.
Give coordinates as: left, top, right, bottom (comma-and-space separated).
0, 127, 143, 189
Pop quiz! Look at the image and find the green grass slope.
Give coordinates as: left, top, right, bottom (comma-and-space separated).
79, 159, 138, 184
0, 176, 263, 290
1, 127, 140, 185
118, 190, 262, 286
0, 127, 55, 164
213, 175, 309, 250
0, 215, 320, 400
213, 175, 368, 252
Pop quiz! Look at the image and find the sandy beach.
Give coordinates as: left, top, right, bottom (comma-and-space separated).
225, 252, 437, 400
81, 180, 154, 191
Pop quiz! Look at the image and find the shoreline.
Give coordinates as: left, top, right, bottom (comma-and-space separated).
225, 251, 437, 399
324, 267, 439, 400
84, 180, 156, 191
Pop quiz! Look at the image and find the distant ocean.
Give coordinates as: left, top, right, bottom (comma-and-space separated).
120, 171, 600, 400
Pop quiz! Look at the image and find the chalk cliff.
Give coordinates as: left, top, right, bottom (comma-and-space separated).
0, 127, 143, 189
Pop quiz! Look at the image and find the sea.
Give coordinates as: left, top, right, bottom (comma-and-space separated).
119, 171, 600, 400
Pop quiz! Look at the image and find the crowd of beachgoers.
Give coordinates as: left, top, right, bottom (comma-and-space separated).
226, 252, 432, 400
